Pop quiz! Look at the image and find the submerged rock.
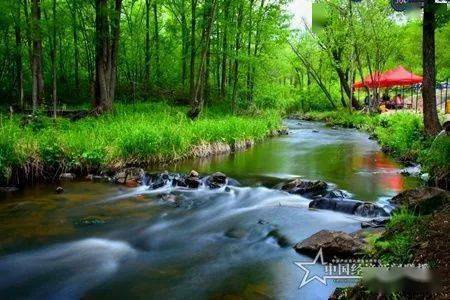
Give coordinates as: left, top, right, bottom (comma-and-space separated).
55, 186, 64, 194
206, 172, 227, 188
323, 189, 349, 199
225, 227, 247, 239
309, 198, 360, 214
266, 229, 291, 248
0, 186, 19, 193
309, 196, 389, 217
185, 173, 201, 188
73, 216, 107, 227
113, 168, 145, 185
145, 171, 239, 191
354, 203, 389, 218
280, 178, 328, 198
294, 230, 364, 259
86, 174, 110, 182
60, 173, 76, 180
390, 187, 449, 215
360, 217, 390, 229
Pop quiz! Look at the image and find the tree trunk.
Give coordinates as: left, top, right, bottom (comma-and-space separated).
94, 0, 123, 113
188, 0, 217, 119
246, 0, 254, 103
71, 2, 80, 92
51, 0, 57, 118
152, 0, 160, 84
422, 0, 441, 135
181, 0, 187, 90
31, 0, 44, 111
220, 0, 230, 98
145, 0, 151, 91
249, 0, 265, 103
14, 0, 24, 108
231, 3, 244, 113
189, 0, 197, 97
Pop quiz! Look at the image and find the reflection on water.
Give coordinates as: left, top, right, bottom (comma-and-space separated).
170, 120, 418, 201
0, 120, 419, 299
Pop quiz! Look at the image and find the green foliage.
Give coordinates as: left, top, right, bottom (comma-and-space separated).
368, 209, 421, 265
0, 102, 281, 184
374, 113, 426, 160
300, 111, 430, 162
420, 135, 450, 178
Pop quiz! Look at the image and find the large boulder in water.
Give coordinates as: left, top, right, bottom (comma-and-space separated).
280, 178, 328, 198
309, 197, 389, 217
205, 172, 227, 188
390, 187, 449, 215
294, 230, 364, 259
354, 203, 389, 217
309, 198, 361, 214
185, 170, 202, 188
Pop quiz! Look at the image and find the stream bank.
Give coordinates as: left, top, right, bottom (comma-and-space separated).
0, 120, 421, 299
293, 111, 450, 190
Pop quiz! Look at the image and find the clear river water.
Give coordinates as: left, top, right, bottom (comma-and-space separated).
0, 120, 419, 299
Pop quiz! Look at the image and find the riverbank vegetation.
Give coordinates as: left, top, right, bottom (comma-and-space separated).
0, 0, 448, 186
297, 110, 450, 188
0, 102, 281, 185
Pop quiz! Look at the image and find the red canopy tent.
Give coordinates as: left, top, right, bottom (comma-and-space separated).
353, 66, 422, 89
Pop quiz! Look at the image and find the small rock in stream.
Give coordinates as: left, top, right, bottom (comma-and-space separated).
279, 178, 328, 198
55, 186, 64, 194
73, 216, 107, 227
0, 186, 19, 193
60, 173, 76, 180
294, 230, 364, 259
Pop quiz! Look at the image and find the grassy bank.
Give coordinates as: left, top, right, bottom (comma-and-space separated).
296, 110, 450, 188
0, 102, 282, 185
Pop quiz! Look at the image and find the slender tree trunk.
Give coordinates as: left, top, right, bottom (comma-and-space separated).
249, 0, 265, 103
220, 0, 230, 98
71, 2, 80, 92
231, 3, 244, 113
189, 0, 197, 97
145, 0, 151, 91
51, 0, 57, 118
246, 0, 254, 103
181, 0, 187, 89
204, 33, 211, 102
14, 0, 24, 108
152, 0, 160, 83
31, 0, 44, 111
422, 0, 441, 135
188, 0, 217, 119
94, 0, 123, 112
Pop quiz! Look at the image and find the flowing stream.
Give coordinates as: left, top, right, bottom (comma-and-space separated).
0, 120, 419, 299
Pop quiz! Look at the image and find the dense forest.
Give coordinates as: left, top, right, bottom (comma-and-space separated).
0, 0, 449, 187
0, 0, 448, 115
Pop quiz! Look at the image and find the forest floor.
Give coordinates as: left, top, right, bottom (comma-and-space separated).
0, 102, 284, 186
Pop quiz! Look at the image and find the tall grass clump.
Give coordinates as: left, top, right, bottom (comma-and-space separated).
0, 102, 282, 185
374, 112, 426, 160
367, 209, 421, 264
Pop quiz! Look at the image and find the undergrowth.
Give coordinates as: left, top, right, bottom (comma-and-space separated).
0, 102, 282, 184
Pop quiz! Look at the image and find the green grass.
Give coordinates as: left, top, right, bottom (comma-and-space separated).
0, 102, 282, 184
367, 209, 422, 265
